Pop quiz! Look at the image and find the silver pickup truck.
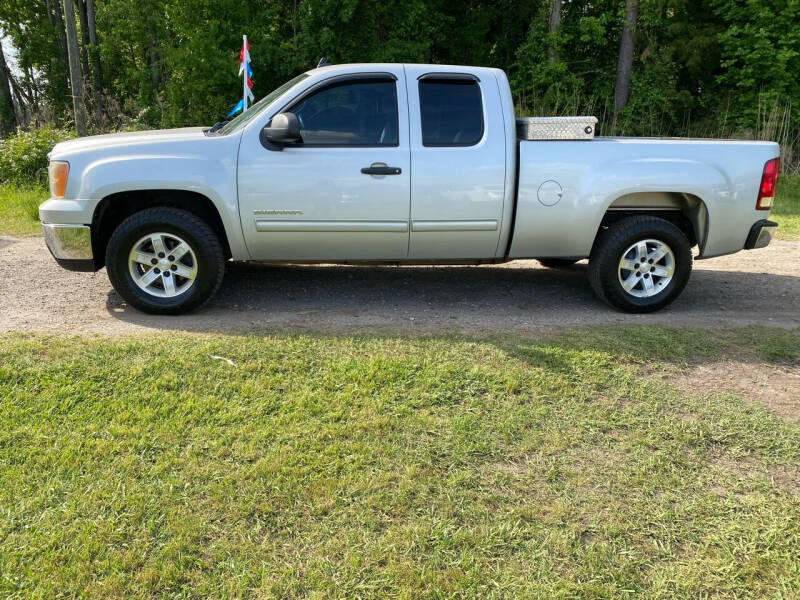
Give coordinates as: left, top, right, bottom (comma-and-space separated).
40, 63, 780, 314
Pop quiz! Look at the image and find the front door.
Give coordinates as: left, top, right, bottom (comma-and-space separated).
237, 69, 410, 261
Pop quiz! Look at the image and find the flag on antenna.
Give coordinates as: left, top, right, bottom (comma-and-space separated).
227, 35, 253, 117
239, 35, 254, 103
226, 99, 244, 118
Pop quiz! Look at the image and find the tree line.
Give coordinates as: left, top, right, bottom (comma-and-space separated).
0, 0, 798, 166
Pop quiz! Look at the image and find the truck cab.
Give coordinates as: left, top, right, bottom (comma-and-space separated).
231, 63, 514, 262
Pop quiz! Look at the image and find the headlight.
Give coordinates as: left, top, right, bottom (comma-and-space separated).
48, 161, 69, 198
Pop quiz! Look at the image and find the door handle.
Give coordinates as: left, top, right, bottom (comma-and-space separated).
361, 164, 402, 176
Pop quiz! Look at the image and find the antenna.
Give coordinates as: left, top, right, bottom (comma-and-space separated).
317, 57, 332, 68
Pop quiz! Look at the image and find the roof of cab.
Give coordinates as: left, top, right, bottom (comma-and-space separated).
304, 62, 504, 79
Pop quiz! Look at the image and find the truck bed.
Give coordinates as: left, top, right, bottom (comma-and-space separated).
510, 137, 779, 259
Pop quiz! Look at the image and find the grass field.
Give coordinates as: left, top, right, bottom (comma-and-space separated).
0, 185, 47, 236
773, 174, 800, 239
1, 177, 798, 240
1, 327, 798, 598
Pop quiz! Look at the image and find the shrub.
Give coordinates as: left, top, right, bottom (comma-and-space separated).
0, 126, 74, 187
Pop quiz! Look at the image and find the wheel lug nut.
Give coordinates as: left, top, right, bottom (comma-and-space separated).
154, 268, 160, 274
151, 258, 157, 265
170, 265, 177, 271
158, 252, 165, 258
168, 255, 174, 261
164, 272, 170, 278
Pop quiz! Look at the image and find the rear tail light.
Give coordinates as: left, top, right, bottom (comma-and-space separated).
756, 157, 780, 210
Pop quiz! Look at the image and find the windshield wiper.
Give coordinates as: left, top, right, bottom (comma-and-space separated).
207, 120, 230, 134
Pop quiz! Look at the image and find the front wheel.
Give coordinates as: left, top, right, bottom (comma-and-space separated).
588, 216, 692, 313
105, 207, 226, 314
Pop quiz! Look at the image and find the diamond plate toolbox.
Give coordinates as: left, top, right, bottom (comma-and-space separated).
516, 116, 598, 140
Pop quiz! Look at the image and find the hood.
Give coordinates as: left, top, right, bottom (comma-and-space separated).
50, 127, 209, 158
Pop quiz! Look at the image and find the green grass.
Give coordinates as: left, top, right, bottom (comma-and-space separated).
774, 174, 800, 239
1, 327, 798, 599
0, 185, 47, 236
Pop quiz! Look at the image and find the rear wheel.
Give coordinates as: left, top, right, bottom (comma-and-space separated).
105, 207, 225, 314
538, 258, 580, 269
588, 215, 692, 313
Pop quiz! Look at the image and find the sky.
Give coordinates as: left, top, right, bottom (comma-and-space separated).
1, 33, 22, 77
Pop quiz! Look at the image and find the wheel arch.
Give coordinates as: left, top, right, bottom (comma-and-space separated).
91, 189, 232, 269
594, 191, 709, 255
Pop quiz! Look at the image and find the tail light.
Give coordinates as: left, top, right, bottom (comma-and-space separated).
756, 157, 780, 210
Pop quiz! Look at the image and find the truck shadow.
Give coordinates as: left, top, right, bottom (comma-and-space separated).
104, 260, 800, 332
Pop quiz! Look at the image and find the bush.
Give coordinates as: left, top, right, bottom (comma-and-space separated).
0, 126, 74, 187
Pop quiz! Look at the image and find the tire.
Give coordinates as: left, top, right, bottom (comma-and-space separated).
105, 207, 225, 315
538, 258, 580, 269
588, 215, 692, 313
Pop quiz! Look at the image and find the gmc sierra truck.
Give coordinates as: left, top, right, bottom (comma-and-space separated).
39, 63, 780, 314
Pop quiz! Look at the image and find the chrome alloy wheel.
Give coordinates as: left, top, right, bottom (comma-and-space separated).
617, 238, 675, 298
128, 232, 198, 298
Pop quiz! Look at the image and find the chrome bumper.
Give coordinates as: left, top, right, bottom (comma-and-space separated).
42, 223, 96, 272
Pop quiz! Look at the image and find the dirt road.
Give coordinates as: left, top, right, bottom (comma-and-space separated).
1, 235, 798, 335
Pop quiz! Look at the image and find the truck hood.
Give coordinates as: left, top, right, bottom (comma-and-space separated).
50, 127, 209, 158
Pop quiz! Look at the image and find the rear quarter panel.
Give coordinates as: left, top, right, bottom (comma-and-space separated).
509, 138, 780, 259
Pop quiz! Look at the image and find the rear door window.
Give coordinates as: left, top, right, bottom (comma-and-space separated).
419, 79, 484, 147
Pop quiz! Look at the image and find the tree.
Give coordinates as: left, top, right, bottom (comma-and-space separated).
45, 0, 69, 67
76, 0, 90, 81
613, 0, 639, 129
62, 0, 87, 134
0, 41, 18, 135
84, 0, 103, 123
547, 0, 561, 63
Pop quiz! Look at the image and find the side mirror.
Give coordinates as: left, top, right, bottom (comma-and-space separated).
263, 112, 301, 144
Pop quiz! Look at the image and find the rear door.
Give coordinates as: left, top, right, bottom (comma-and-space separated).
404, 67, 507, 259
237, 68, 411, 261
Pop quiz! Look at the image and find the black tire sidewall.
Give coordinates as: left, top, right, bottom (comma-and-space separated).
593, 218, 692, 312
106, 209, 224, 314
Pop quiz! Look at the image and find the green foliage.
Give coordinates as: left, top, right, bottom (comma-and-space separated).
712, 0, 800, 128
0, 127, 72, 186
1, 0, 800, 167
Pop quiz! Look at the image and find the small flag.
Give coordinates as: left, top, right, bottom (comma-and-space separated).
227, 99, 244, 118
245, 73, 254, 102
228, 35, 253, 117
239, 35, 254, 103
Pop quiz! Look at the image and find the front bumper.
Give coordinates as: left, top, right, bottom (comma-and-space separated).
744, 219, 778, 250
41, 223, 96, 272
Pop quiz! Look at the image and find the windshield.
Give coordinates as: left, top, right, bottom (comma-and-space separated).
216, 73, 309, 135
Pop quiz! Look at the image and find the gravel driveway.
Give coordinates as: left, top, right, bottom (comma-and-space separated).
1, 235, 798, 335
